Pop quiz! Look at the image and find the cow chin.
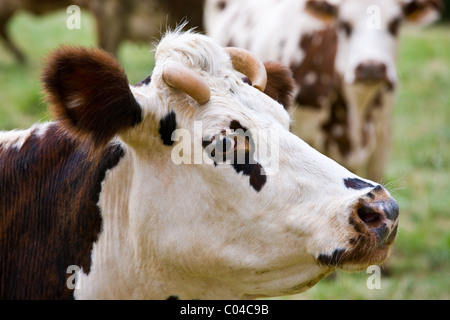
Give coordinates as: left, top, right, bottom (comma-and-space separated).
317, 244, 392, 272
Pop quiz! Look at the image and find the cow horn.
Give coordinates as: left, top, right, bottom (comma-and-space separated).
162, 63, 211, 105
225, 47, 267, 92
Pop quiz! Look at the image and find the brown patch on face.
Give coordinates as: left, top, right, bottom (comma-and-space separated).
203, 120, 267, 192
229, 120, 267, 192
42, 46, 142, 148
0, 123, 125, 299
292, 27, 338, 109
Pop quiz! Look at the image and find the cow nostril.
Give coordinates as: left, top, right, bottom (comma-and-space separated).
357, 206, 382, 229
355, 61, 387, 83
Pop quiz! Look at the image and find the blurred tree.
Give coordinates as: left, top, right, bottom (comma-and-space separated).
442, 0, 450, 20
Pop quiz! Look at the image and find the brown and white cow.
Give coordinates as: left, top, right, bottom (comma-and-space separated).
0, 30, 398, 300
205, 0, 443, 181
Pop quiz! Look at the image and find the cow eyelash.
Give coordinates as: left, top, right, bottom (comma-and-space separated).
203, 132, 236, 155
339, 21, 353, 37
215, 135, 235, 153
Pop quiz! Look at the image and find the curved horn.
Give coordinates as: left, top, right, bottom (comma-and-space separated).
225, 47, 267, 92
162, 63, 211, 105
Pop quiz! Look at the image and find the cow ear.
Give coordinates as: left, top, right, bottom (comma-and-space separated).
401, 0, 443, 25
305, 0, 339, 23
42, 46, 142, 146
263, 62, 295, 110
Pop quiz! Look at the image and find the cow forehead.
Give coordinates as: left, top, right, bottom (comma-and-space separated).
208, 80, 292, 130
133, 72, 291, 137
340, 0, 402, 23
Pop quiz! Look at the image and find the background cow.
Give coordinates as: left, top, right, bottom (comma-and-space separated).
205, 0, 443, 181
0, 30, 398, 299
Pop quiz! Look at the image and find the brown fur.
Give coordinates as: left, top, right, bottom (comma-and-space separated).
320, 184, 399, 268
305, 0, 339, 21
0, 47, 147, 298
0, 124, 125, 299
402, 0, 444, 21
42, 46, 142, 147
292, 27, 338, 109
263, 61, 295, 110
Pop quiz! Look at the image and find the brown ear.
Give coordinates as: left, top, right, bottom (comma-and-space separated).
263, 62, 295, 110
402, 0, 443, 25
42, 46, 142, 146
305, 0, 339, 23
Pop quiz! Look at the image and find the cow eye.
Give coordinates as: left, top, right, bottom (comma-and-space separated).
388, 18, 402, 37
216, 135, 235, 153
203, 132, 236, 162
339, 21, 353, 37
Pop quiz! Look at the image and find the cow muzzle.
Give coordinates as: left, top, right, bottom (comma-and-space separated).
318, 185, 399, 270
355, 60, 387, 82
352, 185, 399, 247
354, 60, 391, 87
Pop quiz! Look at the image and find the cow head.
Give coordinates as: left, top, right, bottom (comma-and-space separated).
302, 0, 442, 178
42, 31, 399, 299
306, 0, 443, 89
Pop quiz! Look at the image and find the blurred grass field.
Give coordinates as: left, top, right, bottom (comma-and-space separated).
0, 10, 449, 300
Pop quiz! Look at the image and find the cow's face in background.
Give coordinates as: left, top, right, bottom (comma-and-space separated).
302, 0, 443, 178
307, 0, 443, 90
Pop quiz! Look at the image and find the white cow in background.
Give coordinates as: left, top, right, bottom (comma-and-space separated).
205, 0, 443, 181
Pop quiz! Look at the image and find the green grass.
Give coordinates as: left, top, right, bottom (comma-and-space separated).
0, 11, 449, 300
0, 10, 153, 129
